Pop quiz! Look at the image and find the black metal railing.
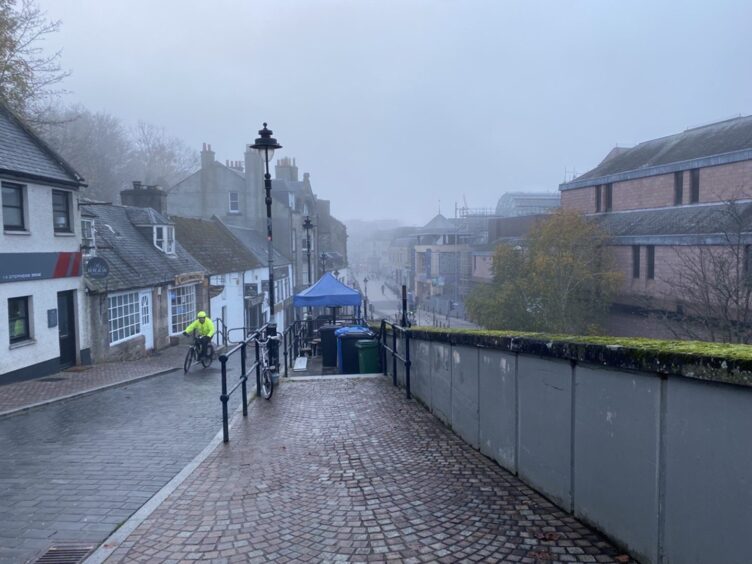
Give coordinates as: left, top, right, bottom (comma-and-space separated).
282, 320, 308, 377
379, 319, 412, 399
213, 318, 251, 348
217, 323, 270, 443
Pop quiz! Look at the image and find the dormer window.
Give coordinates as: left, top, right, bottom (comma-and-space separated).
154, 225, 175, 254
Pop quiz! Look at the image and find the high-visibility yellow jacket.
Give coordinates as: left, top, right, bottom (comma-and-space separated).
184, 317, 215, 338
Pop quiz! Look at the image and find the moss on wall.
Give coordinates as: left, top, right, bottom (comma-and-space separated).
377, 324, 752, 388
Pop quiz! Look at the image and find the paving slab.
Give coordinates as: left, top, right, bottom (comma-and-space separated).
99, 376, 634, 563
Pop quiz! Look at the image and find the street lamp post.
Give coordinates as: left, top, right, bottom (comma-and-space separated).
250, 123, 282, 367
363, 276, 369, 321
302, 216, 314, 287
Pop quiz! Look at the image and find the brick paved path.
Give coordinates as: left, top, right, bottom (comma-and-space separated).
105, 377, 631, 563
0, 345, 187, 417
0, 354, 244, 564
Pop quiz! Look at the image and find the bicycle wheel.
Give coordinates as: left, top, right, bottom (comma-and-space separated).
261, 368, 274, 400
184, 347, 195, 373
201, 343, 214, 368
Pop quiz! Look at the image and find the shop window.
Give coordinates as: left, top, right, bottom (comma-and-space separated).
8, 296, 31, 343
108, 292, 140, 344
169, 285, 196, 334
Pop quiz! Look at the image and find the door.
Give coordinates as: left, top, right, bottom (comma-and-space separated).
140, 291, 154, 350
57, 290, 76, 369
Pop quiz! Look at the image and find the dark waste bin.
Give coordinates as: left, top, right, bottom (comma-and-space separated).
356, 339, 381, 374
335, 326, 374, 374
319, 324, 339, 367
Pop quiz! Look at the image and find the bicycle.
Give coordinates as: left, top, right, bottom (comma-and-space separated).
253, 333, 280, 400
184, 333, 215, 373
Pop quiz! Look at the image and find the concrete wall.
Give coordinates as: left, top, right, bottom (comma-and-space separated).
392, 335, 752, 564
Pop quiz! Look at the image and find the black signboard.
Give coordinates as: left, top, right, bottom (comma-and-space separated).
85, 257, 110, 279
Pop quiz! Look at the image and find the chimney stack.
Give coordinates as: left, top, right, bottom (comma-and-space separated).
120, 181, 167, 214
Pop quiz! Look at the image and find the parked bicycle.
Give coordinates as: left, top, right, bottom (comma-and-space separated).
184, 332, 215, 373
253, 333, 280, 399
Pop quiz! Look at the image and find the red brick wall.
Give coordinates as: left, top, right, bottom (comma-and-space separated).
560, 187, 594, 212
699, 160, 752, 202
562, 159, 752, 214
611, 244, 737, 305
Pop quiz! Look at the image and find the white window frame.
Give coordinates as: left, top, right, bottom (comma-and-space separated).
153, 225, 176, 255
168, 284, 196, 335
228, 192, 240, 214
81, 219, 95, 255
108, 291, 141, 345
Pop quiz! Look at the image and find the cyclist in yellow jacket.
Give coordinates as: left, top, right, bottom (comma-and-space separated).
183, 311, 215, 359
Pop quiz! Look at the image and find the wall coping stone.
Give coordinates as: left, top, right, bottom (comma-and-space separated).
387, 326, 752, 388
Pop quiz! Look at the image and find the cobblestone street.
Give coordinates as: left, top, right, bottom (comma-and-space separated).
0, 352, 243, 564
105, 376, 631, 563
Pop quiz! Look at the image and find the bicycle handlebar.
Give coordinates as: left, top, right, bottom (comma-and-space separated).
252, 334, 281, 345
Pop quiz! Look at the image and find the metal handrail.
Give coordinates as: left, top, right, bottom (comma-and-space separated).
217, 323, 269, 443
379, 319, 412, 399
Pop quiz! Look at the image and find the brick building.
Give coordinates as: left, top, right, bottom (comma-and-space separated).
560, 115, 752, 338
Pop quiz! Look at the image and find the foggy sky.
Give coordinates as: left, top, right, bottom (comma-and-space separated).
38, 0, 752, 225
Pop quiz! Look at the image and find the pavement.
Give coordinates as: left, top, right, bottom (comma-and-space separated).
0, 345, 189, 417
1, 343, 633, 564
99, 376, 632, 563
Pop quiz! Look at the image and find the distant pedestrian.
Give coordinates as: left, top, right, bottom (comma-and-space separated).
381, 284, 385, 295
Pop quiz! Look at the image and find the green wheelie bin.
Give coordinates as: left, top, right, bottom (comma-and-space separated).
356, 339, 381, 374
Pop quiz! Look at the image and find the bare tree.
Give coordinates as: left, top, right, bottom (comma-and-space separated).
39, 104, 131, 202
660, 199, 752, 343
127, 122, 198, 188
0, 0, 69, 122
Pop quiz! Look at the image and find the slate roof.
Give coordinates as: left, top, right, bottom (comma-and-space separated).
418, 214, 464, 234
489, 214, 545, 241
0, 103, 84, 187
126, 207, 171, 226
570, 115, 752, 186
221, 222, 291, 267
172, 216, 262, 275
592, 202, 752, 240
82, 204, 205, 293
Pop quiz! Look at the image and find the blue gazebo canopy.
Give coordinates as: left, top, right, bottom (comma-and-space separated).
293, 272, 362, 307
